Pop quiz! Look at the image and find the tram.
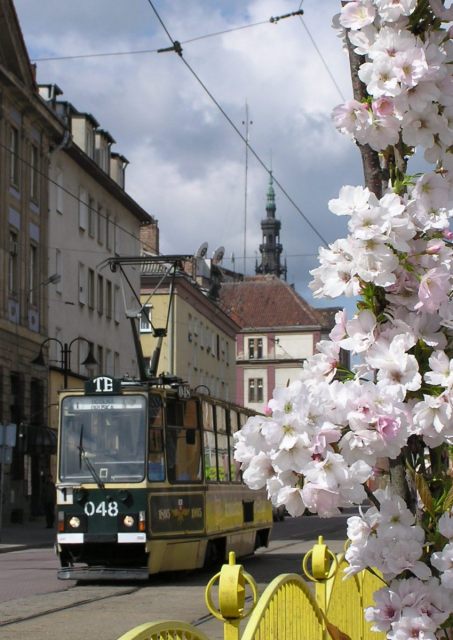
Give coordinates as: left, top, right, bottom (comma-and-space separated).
55, 374, 272, 579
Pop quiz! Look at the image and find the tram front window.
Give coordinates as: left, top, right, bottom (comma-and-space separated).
60, 395, 146, 483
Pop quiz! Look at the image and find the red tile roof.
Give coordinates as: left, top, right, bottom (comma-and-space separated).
218, 275, 331, 330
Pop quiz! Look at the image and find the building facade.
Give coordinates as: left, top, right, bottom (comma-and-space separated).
0, 0, 158, 524
39, 86, 157, 383
219, 275, 337, 412
140, 266, 238, 402
0, 0, 65, 523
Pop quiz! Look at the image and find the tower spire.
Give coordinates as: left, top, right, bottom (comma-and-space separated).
256, 172, 286, 280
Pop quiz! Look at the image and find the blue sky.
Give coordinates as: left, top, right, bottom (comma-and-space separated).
14, 0, 363, 313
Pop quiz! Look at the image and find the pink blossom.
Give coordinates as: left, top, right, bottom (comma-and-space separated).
340, 1, 376, 30
372, 96, 395, 116
376, 416, 400, 442
415, 268, 450, 314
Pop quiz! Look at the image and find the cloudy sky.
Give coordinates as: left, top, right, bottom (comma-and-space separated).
14, 0, 363, 310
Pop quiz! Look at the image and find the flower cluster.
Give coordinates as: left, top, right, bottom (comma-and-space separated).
345, 491, 429, 580
365, 576, 451, 639
234, 1, 453, 637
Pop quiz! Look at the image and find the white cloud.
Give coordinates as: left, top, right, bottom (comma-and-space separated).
14, 0, 363, 307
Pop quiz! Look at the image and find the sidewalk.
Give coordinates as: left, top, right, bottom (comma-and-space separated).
0, 517, 56, 553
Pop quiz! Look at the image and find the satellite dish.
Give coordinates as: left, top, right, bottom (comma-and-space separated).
196, 242, 209, 258
212, 246, 225, 265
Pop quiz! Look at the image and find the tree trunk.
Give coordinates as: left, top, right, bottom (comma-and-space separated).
344, 37, 384, 199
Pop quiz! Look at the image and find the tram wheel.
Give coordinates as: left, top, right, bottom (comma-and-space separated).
204, 539, 225, 570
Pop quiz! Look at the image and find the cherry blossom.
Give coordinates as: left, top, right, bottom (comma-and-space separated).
235, 1, 453, 635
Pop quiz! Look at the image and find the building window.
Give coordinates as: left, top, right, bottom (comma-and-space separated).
97, 345, 104, 374
106, 280, 112, 318
87, 268, 95, 308
79, 187, 88, 230
88, 196, 96, 237
30, 144, 39, 201
97, 274, 104, 315
9, 125, 19, 186
97, 204, 104, 244
248, 337, 263, 360
248, 378, 264, 403
114, 218, 120, 255
78, 263, 86, 305
139, 305, 152, 332
114, 285, 120, 323
8, 230, 19, 296
10, 372, 24, 480
30, 378, 44, 425
29, 244, 38, 305
106, 210, 112, 250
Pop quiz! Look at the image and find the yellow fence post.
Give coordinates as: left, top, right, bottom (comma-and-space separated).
205, 551, 258, 640
302, 535, 339, 638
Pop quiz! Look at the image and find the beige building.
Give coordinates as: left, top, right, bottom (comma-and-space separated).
38, 86, 157, 383
140, 264, 238, 402
219, 275, 341, 413
0, 0, 158, 524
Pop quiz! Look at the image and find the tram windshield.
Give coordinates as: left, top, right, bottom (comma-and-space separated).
59, 395, 147, 483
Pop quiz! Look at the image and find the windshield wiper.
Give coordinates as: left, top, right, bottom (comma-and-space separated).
77, 424, 105, 489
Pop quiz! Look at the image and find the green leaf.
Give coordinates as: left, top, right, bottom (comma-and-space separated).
415, 473, 435, 517
443, 484, 453, 512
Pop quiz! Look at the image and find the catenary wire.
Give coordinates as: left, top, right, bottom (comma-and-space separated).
29, 1, 333, 248
30, 18, 279, 62
0, 139, 155, 253
145, 0, 329, 248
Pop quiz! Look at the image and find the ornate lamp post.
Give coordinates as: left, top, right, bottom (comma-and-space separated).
32, 337, 97, 388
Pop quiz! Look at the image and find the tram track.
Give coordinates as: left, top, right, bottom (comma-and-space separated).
0, 585, 140, 628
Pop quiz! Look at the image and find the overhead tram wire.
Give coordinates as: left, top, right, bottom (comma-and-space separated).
145, 0, 328, 249
298, 16, 346, 102
30, 18, 279, 63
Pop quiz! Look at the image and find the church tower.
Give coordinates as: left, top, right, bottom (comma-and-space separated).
255, 173, 287, 280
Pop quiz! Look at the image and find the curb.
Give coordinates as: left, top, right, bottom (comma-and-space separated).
0, 542, 54, 554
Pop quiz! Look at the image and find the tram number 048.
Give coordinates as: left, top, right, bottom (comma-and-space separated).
84, 501, 119, 517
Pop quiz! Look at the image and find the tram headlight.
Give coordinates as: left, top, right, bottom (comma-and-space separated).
123, 515, 135, 528
69, 516, 81, 529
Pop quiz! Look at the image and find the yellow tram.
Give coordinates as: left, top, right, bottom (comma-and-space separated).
55, 375, 272, 579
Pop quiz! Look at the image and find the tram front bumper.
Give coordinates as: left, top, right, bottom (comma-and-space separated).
57, 533, 147, 544
58, 566, 149, 581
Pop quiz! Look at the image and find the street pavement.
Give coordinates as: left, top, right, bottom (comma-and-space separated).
0, 517, 55, 553
0, 514, 352, 640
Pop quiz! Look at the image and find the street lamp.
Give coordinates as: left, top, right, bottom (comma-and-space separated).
31, 337, 97, 388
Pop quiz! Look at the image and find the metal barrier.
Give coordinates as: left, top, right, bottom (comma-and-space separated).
116, 620, 211, 640
117, 537, 385, 640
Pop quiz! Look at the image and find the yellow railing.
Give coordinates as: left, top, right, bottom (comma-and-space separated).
116, 620, 211, 640
117, 537, 385, 640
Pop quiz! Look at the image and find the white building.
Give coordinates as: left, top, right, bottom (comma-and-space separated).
37, 86, 158, 384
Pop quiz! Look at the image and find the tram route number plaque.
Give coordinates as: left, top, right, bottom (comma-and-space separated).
150, 494, 204, 533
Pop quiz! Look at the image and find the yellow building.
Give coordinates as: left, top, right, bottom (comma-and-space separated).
140, 267, 239, 402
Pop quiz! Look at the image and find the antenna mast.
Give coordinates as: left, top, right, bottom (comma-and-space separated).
242, 103, 252, 276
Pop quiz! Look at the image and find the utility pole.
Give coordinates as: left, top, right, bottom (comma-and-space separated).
242, 103, 252, 276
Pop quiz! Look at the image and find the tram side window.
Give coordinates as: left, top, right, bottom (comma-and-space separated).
148, 394, 165, 481
229, 411, 242, 482
216, 407, 230, 483
166, 398, 202, 483
204, 429, 217, 481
